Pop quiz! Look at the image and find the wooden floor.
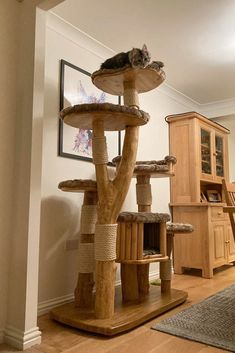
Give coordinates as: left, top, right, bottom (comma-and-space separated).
2, 265, 235, 353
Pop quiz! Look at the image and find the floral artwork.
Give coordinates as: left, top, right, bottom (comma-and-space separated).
59, 60, 119, 162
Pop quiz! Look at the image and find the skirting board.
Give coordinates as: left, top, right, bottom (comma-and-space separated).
38, 293, 74, 316
4, 325, 41, 350
37, 270, 160, 316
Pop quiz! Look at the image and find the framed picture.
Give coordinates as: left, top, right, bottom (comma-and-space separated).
59, 59, 121, 162
206, 190, 222, 203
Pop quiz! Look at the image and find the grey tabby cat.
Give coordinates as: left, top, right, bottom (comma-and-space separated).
100, 44, 151, 70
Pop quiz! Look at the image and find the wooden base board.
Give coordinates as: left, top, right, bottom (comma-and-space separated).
50, 285, 187, 336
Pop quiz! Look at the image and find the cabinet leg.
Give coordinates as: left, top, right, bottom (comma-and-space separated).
202, 268, 213, 279
173, 264, 184, 274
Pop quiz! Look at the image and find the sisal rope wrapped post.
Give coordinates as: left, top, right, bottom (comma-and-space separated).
74, 191, 97, 309
123, 81, 139, 109
95, 224, 117, 261
80, 205, 97, 234
136, 183, 152, 206
136, 175, 151, 212
92, 136, 108, 165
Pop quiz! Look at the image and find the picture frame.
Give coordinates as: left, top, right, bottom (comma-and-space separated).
206, 190, 222, 203
59, 59, 121, 162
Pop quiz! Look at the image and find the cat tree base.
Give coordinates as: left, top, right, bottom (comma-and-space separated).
50, 285, 187, 336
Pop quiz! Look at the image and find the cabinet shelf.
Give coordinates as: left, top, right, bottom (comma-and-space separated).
201, 143, 210, 149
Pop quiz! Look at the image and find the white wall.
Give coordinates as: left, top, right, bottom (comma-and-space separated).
38, 13, 196, 307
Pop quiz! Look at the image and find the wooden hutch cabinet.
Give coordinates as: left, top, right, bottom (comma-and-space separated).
166, 111, 235, 278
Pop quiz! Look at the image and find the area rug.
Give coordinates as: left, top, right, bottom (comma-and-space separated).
152, 284, 235, 352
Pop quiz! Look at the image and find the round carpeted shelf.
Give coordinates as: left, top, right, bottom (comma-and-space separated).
60, 103, 149, 131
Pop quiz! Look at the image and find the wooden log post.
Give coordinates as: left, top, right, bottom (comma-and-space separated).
159, 222, 171, 293
136, 175, 151, 298
74, 190, 97, 308
93, 116, 139, 318
120, 83, 151, 302
123, 80, 139, 109
120, 174, 152, 301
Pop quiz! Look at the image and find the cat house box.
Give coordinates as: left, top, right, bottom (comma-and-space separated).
116, 212, 170, 264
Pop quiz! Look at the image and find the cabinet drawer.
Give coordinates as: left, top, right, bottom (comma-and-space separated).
211, 206, 226, 221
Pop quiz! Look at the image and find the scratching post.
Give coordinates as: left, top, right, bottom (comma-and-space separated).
57, 179, 97, 308
75, 191, 97, 308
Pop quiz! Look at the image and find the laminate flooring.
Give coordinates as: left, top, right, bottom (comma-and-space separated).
1, 265, 234, 353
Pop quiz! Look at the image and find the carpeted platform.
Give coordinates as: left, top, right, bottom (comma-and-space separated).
152, 284, 235, 352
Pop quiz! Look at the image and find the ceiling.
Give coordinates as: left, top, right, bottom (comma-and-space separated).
51, 0, 235, 105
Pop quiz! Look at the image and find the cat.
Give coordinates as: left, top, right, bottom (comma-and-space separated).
100, 44, 151, 70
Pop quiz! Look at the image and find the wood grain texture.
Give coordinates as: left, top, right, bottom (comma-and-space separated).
50, 286, 187, 336
168, 112, 231, 279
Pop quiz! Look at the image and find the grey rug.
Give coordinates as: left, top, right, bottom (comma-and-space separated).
152, 285, 235, 352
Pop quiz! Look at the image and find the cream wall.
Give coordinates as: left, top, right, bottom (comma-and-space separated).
0, 0, 19, 342
38, 12, 197, 306
0, 0, 64, 349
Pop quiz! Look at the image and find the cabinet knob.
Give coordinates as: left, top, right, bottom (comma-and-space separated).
217, 212, 222, 215
225, 240, 230, 244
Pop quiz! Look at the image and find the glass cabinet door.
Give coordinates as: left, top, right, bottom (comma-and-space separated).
215, 134, 224, 177
201, 128, 212, 175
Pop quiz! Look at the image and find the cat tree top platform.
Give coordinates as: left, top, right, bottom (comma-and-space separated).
58, 179, 97, 192
92, 65, 165, 96
60, 103, 149, 131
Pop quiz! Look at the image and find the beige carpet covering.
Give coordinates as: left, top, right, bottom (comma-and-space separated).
152, 285, 235, 352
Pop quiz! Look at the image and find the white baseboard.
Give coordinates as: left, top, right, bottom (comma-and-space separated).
4, 325, 41, 350
38, 293, 74, 316
149, 270, 160, 281
37, 270, 161, 316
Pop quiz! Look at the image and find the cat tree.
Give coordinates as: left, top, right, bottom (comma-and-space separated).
51, 65, 188, 335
